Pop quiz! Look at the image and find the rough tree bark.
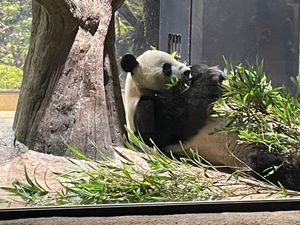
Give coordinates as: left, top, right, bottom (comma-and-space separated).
13, 0, 125, 158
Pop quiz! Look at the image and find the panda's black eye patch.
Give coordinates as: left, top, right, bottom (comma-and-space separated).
163, 63, 172, 76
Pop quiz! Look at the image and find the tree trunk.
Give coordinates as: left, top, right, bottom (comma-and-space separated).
13, 0, 125, 158
144, 0, 160, 48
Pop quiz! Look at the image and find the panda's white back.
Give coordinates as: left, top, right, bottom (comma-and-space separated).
164, 116, 242, 166
124, 72, 141, 132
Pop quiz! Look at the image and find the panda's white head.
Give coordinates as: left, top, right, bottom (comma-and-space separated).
121, 50, 191, 91
121, 50, 191, 132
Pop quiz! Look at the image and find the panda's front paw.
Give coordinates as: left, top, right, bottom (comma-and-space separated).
208, 66, 225, 83
190, 64, 225, 86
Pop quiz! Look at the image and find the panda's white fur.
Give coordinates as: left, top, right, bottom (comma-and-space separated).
121, 50, 300, 191
164, 117, 239, 166
164, 116, 259, 169
123, 50, 191, 132
124, 75, 141, 132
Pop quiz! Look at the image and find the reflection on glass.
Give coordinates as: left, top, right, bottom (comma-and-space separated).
0, 0, 300, 210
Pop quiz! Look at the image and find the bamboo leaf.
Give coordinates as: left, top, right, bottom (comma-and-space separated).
66, 143, 93, 161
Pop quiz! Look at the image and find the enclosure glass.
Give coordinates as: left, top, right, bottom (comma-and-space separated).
0, 0, 300, 212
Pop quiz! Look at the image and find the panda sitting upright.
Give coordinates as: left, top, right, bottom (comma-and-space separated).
121, 50, 300, 191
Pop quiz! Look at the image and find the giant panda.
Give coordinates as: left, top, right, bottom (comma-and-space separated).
121, 50, 300, 191
121, 50, 191, 133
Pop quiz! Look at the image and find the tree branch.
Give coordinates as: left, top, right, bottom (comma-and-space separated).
34, 0, 112, 34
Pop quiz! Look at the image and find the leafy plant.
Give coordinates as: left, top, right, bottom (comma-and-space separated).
1, 167, 49, 205
165, 76, 179, 89
0, 0, 31, 68
0, 64, 23, 89
290, 74, 300, 100
1, 143, 226, 206
214, 59, 300, 157
0, 0, 31, 90
6, 127, 284, 207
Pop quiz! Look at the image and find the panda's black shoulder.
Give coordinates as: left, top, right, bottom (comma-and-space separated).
160, 65, 220, 144
154, 64, 222, 146
133, 64, 222, 149
133, 90, 179, 148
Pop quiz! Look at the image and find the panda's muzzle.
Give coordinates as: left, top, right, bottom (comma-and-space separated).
176, 70, 192, 92
183, 70, 191, 78
181, 69, 192, 83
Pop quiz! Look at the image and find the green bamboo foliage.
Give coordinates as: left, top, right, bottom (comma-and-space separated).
214, 59, 300, 156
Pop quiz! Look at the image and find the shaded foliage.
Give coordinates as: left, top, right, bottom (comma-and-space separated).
0, 64, 22, 89
0, 0, 31, 68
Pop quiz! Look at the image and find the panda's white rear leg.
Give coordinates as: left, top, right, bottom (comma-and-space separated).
164, 116, 300, 190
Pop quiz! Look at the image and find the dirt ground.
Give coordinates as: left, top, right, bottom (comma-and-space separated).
1, 111, 300, 224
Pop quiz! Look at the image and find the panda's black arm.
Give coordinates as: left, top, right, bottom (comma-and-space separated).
155, 65, 222, 145
155, 90, 209, 144
134, 92, 178, 148
134, 64, 222, 149
134, 93, 159, 147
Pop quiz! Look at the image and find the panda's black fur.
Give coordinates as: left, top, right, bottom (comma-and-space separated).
134, 64, 222, 148
121, 51, 300, 191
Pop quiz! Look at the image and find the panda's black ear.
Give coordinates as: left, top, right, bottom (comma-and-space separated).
121, 54, 139, 73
